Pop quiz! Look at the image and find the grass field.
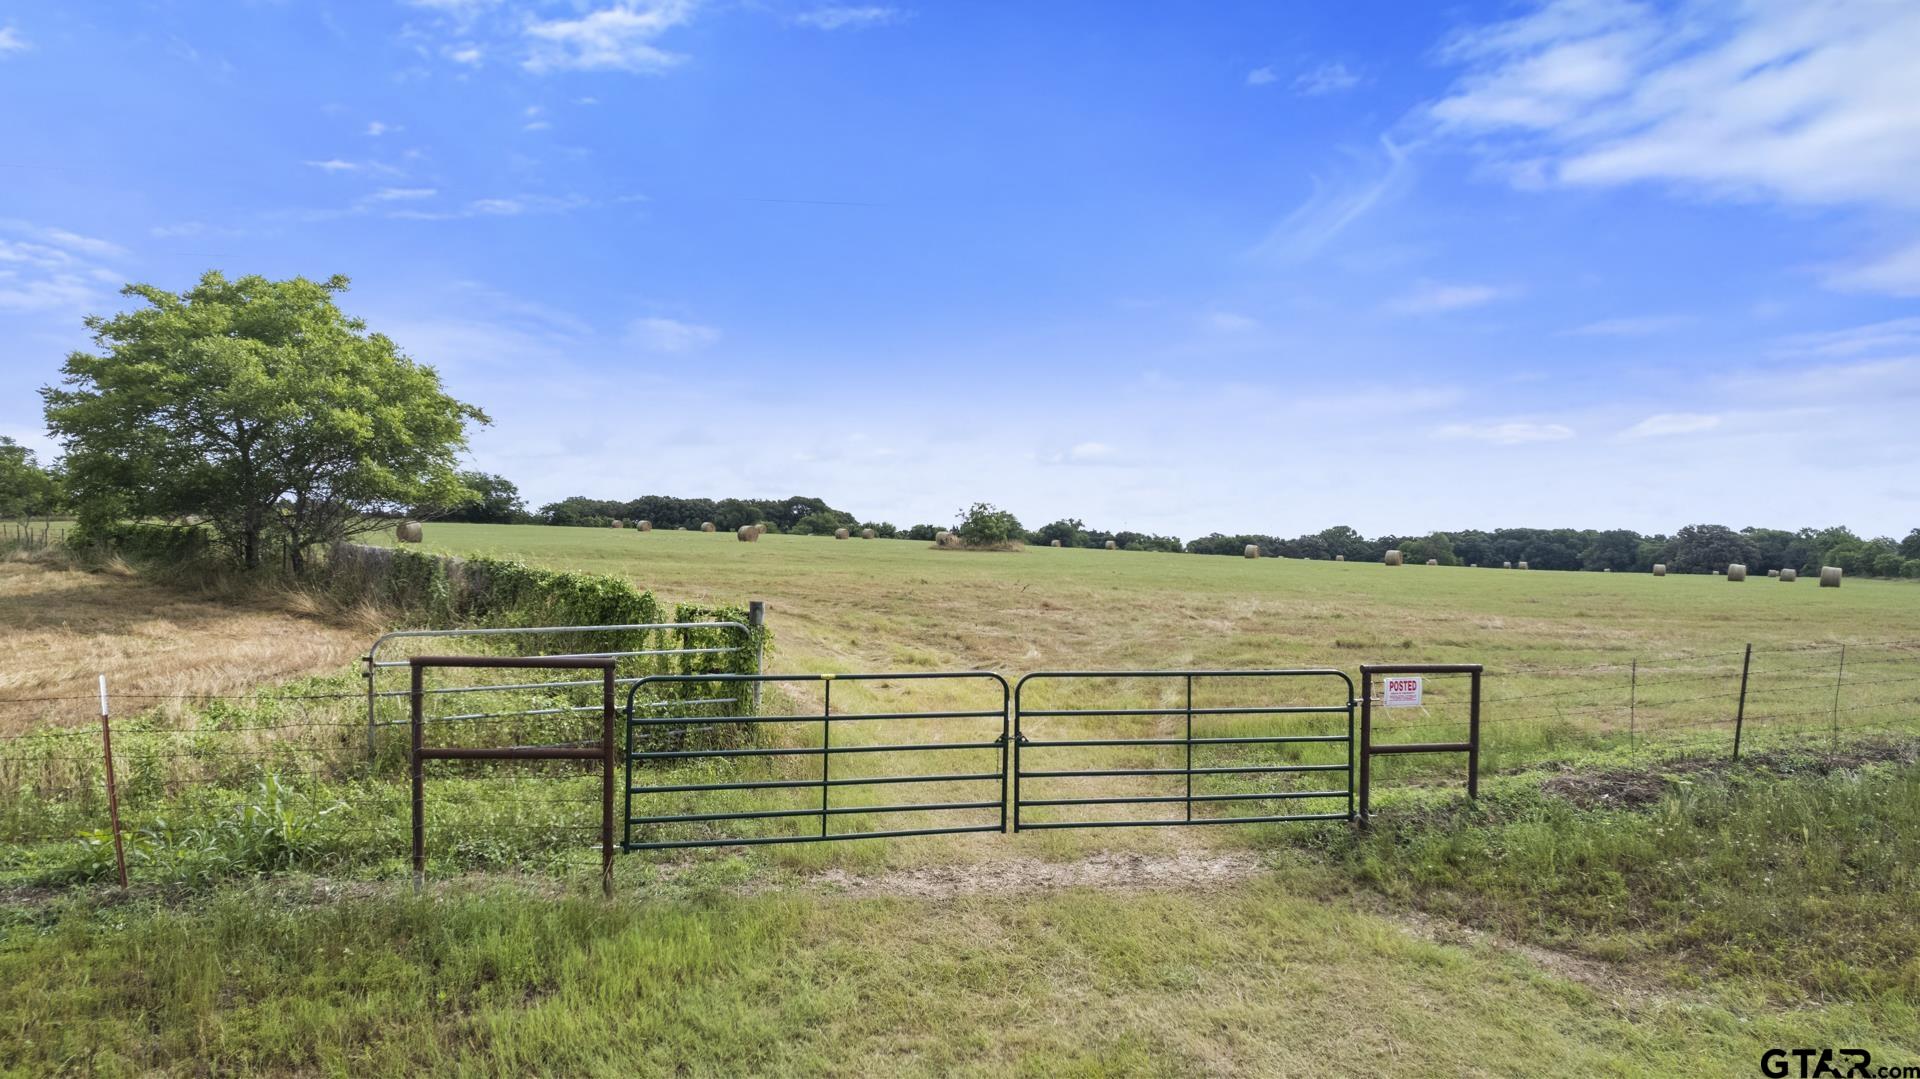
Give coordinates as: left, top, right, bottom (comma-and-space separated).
4, 527, 1919, 1074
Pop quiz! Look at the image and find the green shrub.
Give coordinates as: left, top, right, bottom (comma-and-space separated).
956, 502, 1022, 548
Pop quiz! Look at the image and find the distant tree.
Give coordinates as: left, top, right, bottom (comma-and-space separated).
0, 437, 66, 542
1669, 524, 1760, 575
1401, 532, 1461, 566
955, 502, 1023, 548
1032, 518, 1086, 547
43, 273, 486, 570
1580, 529, 1643, 572
790, 509, 857, 535
862, 521, 899, 538
904, 523, 940, 541
1901, 528, 1920, 560
422, 470, 526, 524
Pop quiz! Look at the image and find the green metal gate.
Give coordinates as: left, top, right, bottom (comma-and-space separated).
622, 672, 1009, 850
1012, 669, 1357, 829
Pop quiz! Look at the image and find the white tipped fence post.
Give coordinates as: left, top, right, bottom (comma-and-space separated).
98, 675, 128, 888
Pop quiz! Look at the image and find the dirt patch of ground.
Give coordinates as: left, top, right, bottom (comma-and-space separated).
774, 849, 1270, 899
1541, 736, 1920, 809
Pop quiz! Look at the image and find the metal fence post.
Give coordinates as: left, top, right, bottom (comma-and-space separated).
1628, 658, 1637, 756
97, 675, 128, 888
749, 600, 766, 714
1358, 669, 1373, 822
410, 662, 425, 890
1732, 643, 1752, 761
601, 664, 616, 899
1831, 644, 1846, 754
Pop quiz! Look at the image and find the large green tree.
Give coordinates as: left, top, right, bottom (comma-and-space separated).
43, 272, 487, 570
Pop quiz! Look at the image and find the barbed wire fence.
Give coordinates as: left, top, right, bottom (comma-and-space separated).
3, 636, 1918, 889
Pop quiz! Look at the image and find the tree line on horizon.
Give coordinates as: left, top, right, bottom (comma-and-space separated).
433, 480, 1920, 580
11, 271, 1918, 581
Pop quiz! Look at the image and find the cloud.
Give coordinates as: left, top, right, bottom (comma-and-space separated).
1563, 314, 1692, 337
0, 220, 122, 314
447, 43, 484, 65
1774, 317, 1920, 359
1252, 136, 1410, 262
365, 121, 398, 136
1201, 311, 1258, 333
385, 193, 589, 220
1621, 412, 1722, 438
1428, 0, 1920, 211
1824, 240, 1920, 298
1436, 421, 1575, 444
1293, 61, 1360, 96
368, 187, 437, 201
1245, 66, 1276, 87
1387, 281, 1505, 314
792, 6, 901, 30
523, 1, 694, 74
305, 158, 362, 172
631, 316, 720, 352
0, 25, 27, 54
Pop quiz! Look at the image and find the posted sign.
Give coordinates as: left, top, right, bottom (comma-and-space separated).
1383, 676, 1423, 708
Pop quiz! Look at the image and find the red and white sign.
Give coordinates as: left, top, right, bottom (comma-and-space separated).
1383, 676, 1422, 708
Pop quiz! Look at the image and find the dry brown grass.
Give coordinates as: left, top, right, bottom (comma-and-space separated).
0, 553, 369, 733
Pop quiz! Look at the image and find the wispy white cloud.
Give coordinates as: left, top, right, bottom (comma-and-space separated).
1436, 421, 1575, 444
365, 120, 399, 136
1429, 0, 1920, 211
524, 1, 695, 74
447, 43, 484, 65
1244, 66, 1276, 87
1824, 239, 1920, 298
1293, 61, 1359, 96
0, 25, 28, 54
305, 158, 363, 173
1201, 310, 1258, 333
1252, 136, 1410, 262
1387, 281, 1506, 314
1621, 412, 1721, 438
793, 6, 901, 30
0, 220, 122, 313
368, 187, 437, 202
631, 315, 720, 352
1774, 317, 1920, 360
1563, 314, 1692, 337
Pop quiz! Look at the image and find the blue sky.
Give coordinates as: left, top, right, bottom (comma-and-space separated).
4, 0, 1918, 537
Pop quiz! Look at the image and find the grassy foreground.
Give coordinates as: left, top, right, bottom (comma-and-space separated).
3, 869, 1908, 1077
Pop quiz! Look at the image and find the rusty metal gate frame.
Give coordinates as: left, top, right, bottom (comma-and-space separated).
409, 655, 618, 895
622, 671, 1010, 850
1011, 669, 1358, 830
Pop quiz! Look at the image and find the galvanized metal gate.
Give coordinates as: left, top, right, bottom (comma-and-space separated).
1011, 669, 1357, 830
622, 672, 1010, 850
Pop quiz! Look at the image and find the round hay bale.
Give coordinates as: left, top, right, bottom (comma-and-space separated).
834, 528, 850, 540
1334, 554, 1345, 562
1820, 565, 1842, 588
736, 525, 758, 542
1780, 568, 1797, 582
1425, 558, 1438, 566
1244, 544, 1260, 559
700, 521, 715, 533
754, 523, 769, 537
1603, 567, 1611, 573
1050, 539, 1062, 547
1383, 549, 1403, 566
860, 528, 876, 540
1104, 539, 1117, 550
1502, 561, 1512, 569
1652, 563, 1666, 576
610, 519, 624, 529
636, 520, 652, 532
1517, 561, 1529, 571
396, 520, 423, 544
1767, 569, 1779, 577
1470, 563, 1478, 568
1727, 563, 1747, 581
935, 530, 954, 546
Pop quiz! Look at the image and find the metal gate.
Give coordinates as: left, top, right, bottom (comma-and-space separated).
623, 672, 1009, 850
1012, 669, 1356, 830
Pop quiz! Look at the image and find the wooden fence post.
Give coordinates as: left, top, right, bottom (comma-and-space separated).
98, 675, 128, 888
